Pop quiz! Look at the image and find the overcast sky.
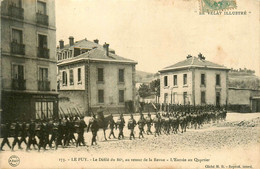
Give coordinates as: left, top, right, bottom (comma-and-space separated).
56, 0, 259, 75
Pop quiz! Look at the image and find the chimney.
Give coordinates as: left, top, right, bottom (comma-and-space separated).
94, 39, 99, 44
186, 54, 192, 59
198, 53, 205, 60
69, 36, 74, 46
103, 42, 109, 56
59, 40, 64, 49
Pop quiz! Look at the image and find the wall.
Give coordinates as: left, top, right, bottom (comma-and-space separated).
1, 0, 57, 92
228, 89, 251, 105
194, 68, 228, 105
159, 69, 193, 104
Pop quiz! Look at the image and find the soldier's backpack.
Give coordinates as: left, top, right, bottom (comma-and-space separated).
128, 119, 134, 129
116, 118, 122, 125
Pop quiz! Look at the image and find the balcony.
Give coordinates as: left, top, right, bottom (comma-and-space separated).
38, 80, 50, 91
11, 42, 25, 55
36, 13, 49, 26
37, 47, 49, 59
12, 79, 26, 90
8, 5, 24, 20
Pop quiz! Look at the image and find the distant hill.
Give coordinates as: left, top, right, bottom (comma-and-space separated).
136, 70, 158, 83
136, 69, 260, 90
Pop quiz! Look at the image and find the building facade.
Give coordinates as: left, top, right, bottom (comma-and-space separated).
0, 0, 58, 122
159, 54, 229, 106
228, 88, 260, 112
57, 38, 137, 115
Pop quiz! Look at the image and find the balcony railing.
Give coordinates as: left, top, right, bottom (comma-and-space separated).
12, 79, 26, 90
38, 80, 50, 91
11, 42, 25, 55
36, 13, 49, 26
37, 47, 49, 59
8, 5, 24, 20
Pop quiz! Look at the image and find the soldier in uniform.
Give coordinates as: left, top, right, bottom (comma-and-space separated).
76, 116, 87, 147
37, 120, 46, 151
117, 113, 125, 140
26, 120, 38, 151
88, 115, 99, 146
18, 121, 28, 149
108, 114, 116, 139
128, 114, 137, 140
137, 114, 146, 138
55, 119, 64, 150
11, 120, 22, 151
153, 113, 160, 137
0, 122, 12, 151
145, 112, 153, 135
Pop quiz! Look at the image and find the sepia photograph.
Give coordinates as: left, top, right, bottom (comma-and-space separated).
0, 0, 259, 168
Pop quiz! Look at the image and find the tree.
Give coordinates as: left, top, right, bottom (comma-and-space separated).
150, 79, 160, 97
138, 83, 151, 98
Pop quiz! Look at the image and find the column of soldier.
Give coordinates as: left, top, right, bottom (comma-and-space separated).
0, 105, 227, 152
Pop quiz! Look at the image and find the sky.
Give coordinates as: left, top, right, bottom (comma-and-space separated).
56, 0, 260, 75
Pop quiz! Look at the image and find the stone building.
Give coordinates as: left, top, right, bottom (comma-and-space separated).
0, 0, 58, 121
57, 38, 137, 115
159, 54, 229, 106
228, 88, 260, 112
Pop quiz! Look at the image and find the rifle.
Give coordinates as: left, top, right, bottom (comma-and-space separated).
73, 107, 80, 117
60, 107, 67, 118
76, 107, 83, 117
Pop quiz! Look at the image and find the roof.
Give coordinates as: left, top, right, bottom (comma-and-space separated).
159, 56, 229, 72
59, 39, 106, 51
58, 48, 137, 66
57, 39, 137, 65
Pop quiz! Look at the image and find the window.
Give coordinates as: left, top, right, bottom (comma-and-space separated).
12, 29, 22, 43
78, 68, 81, 82
173, 75, 178, 86
119, 90, 124, 103
98, 68, 104, 82
183, 92, 187, 105
39, 68, 48, 81
98, 90, 104, 103
37, 1, 46, 14
216, 92, 221, 106
69, 69, 74, 85
62, 71, 67, 85
74, 48, 80, 57
164, 76, 168, 87
183, 74, 187, 85
12, 64, 24, 79
35, 101, 53, 119
164, 93, 168, 103
119, 69, 124, 82
10, 0, 22, 7
38, 34, 47, 48
201, 74, 205, 86
216, 74, 221, 86
201, 91, 206, 104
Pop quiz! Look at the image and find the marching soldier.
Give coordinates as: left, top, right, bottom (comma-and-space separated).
145, 112, 153, 135
11, 120, 22, 151
26, 120, 38, 151
0, 122, 12, 151
37, 120, 46, 151
153, 113, 160, 137
55, 119, 64, 150
88, 115, 99, 146
76, 116, 87, 147
137, 114, 146, 138
18, 121, 28, 149
117, 113, 125, 140
128, 114, 137, 140
108, 114, 116, 139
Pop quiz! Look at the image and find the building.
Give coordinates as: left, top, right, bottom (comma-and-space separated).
158, 54, 229, 106
57, 38, 137, 115
228, 87, 260, 112
0, 0, 58, 122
